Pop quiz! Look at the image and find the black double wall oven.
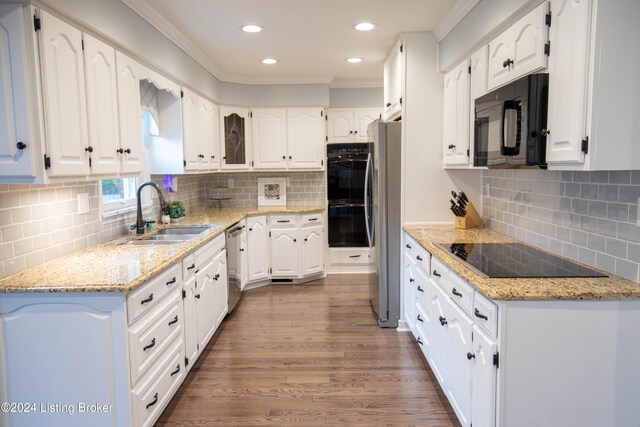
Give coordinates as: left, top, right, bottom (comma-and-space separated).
327, 144, 370, 247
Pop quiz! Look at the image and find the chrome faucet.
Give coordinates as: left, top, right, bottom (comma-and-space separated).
136, 182, 167, 234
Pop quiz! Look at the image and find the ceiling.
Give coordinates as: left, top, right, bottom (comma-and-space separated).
123, 0, 462, 86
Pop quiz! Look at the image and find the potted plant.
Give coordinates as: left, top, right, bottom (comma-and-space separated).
162, 200, 186, 223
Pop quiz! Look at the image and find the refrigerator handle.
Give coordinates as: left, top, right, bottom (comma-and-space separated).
364, 152, 373, 248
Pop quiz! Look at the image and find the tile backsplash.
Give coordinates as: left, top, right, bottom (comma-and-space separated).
482, 170, 640, 282
0, 171, 325, 279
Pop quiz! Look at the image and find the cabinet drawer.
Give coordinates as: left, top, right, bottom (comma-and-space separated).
447, 271, 474, 316
131, 338, 185, 427
269, 214, 298, 227
329, 248, 374, 265
473, 292, 498, 339
415, 299, 428, 335
127, 263, 181, 325
301, 213, 323, 226
195, 233, 226, 267
128, 290, 183, 386
404, 234, 419, 258
182, 253, 195, 280
430, 256, 449, 287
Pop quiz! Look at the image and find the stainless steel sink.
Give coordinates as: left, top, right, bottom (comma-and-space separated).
124, 239, 181, 246
157, 227, 210, 235
147, 234, 197, 241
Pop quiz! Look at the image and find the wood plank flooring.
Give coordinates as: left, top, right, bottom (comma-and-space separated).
156, 274, 459, 426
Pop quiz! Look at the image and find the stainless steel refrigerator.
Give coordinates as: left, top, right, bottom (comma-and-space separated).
365, 120, 401, 328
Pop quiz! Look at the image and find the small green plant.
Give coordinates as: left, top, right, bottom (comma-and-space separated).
163, 200, 185, 218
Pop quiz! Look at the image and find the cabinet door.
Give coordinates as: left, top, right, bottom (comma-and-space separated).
239, 230, 249, 289
287, 108, 323, 169
445, 298, 474, 427
354, 109, 380, 142
247, 216, 270, 283
426, 279, 448, 386
546, 0, 592, 164
326, 110, 354, 143
182, 88, 200, 171
182, 275, 198, 368
469, 46, 488, 163
471, 324, 497, 427
270, 227, 299, 278
487, 28, 513, 91
0, 4, 35, 177
195, 257, 217, 350
384, 40, 403, 120
115, 51, 144, 174
197, 96, 215, 170
443, 60, 470, 166
302, 224, 323, 276
253, 108, 287, 169
38, 10, 89, 176
403, 252, 417, 333
209, 104, 221, 168
213, 250, 228, 327
83, 33, 120, 175
220, 106, 251, 169
510, 2, 548, 78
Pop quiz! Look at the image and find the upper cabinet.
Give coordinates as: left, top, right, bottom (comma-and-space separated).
546, 0, 640, 170
286, 108, 323, 169
468, 46, 488, 164
487, 2, 549, 91
38, 10, 90, 177
0, 4, 36, 179
326, 108, 381, 143
443, 59, 470, 166
252, 108, 287, 169
220, 106, 251, 170
384, 40, 403, 120
115, 51, 144, 174
183, 88, 219, 171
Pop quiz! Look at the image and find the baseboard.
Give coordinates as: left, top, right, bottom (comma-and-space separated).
396, 319, 409, 332
326, 265, 375, 274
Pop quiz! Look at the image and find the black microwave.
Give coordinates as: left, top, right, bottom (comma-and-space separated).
474, 73, 548, 168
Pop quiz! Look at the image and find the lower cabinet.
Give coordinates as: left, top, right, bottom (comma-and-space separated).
301, 224, 323, 276
270, 226, 299, 277
247, 216, 270, 282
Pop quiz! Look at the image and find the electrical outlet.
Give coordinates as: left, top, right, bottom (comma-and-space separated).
77, 193, 89, 214
228, 178, 234, 188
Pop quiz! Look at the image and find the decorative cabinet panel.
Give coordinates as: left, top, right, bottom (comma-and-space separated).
384, 39, 403, 120
182, 275, 198, 369
301, 224, 323, 276
443, 59, 470, 166
487, 2, 549, 91
212, 250, 228, 328
220, 106, 251, 170
270, 227, 299, 278
182, 88, 200, 171
353, 110, 380, 142
0, 4, 35, 178
115, 51, 144, 174
471, 324, 497, 427
253, 108, 287, 169
326, 108, 381, 143
247, 216, 270, 283
83, 33, 119, 175
183, 89, 218, 171
286, 108, 323, 168
38, 10, 90, 176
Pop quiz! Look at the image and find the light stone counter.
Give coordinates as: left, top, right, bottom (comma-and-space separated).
403, 224, 640, 301
0, 206, 324, 293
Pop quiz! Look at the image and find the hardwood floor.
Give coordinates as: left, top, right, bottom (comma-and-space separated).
156, 274, 459, 426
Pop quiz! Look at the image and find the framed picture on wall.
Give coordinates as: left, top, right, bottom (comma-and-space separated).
257, 178, 287, 207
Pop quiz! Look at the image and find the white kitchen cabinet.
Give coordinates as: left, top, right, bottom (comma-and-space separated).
184, 89, 219, 171
182, 274, 198, 368
270, 227, 299, 278
247, 216, 270, 283
471, 324, 497, 427
0, 4, 36, 179
469, 46, 488, 164
239, 227, 249, 289
197, 96, 216, 169
220, 106, 251, 170
403, 250, 417, 334
487, 2, 549, 91
384, 39, 403, 120
425, 277, 448, 386
326, 108, 381, 143
182, 88, 200, 171
38, 10, 90, 176
287, 108, 323, 168
195, 256, 216, 354
301, 224, 323, 276
213, 250, 228, 328
253, 108, 287, 169
443, 59, 470, 166
115, 51, 144, 174
83, 33, 120, 175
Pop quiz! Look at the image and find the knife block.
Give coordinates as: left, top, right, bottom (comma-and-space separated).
454, 201, 483, 230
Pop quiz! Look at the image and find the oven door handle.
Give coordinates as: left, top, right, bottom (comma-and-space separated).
501, 100, 522, 156
364, 152, 373, 248
329, 203, 364, 208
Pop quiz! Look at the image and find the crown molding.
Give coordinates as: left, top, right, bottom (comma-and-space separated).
433, 0, 480, 42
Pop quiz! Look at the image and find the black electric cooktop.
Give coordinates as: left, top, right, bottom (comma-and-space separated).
435, 242, 608, 279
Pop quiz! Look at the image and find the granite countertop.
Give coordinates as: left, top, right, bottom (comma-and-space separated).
403, 224, 640, 301
0, 206, 324, 294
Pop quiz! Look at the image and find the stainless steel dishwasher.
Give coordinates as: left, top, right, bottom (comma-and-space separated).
225, 222, 244, 312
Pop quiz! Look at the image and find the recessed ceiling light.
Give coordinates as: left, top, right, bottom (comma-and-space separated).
354, 22, 376, 31
261, 58, 278, 65
346, 57, 363, 63
241, 24, 263, 33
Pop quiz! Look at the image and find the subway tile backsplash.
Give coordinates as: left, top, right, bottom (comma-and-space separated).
483, 170, 640, 282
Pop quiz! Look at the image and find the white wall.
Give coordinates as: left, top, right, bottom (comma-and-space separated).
218, 83, 330, 106
438, 0, 542, 71
402, 33, 482, 223
329, 88, 383, 108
